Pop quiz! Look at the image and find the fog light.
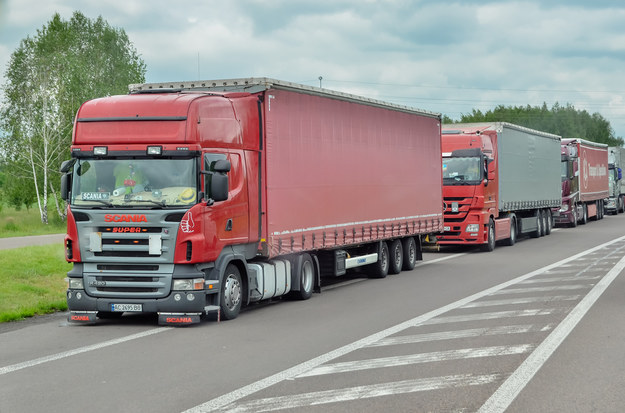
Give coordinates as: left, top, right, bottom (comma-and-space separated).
67, 292, 72, 299
174, 293, 181, 301
94, 146, 108, 156
187, 293, 195, 301
76, 292, 82, 300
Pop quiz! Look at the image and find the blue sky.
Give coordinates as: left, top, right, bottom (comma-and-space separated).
1, 0, 624, 139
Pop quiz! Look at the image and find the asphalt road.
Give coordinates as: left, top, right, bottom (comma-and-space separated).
2, 217, 625, 412
0, 233, 64, 250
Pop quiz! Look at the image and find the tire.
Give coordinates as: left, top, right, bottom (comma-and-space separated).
401, 237, 417, 271
220, 264, 243, 320
581, 203, 588, 225
370, 241, 389, 278
544, 210, 553, 235
619, 197, 625, 213
530, 211, 542, 238
503, 216, 516, 246
291, 253, 314, 300
388, 239, 403, 275
538, 210, 545, 237
570, 206, 578, 228
481, 219, 495, 252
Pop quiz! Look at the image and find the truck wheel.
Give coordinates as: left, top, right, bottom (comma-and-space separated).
503, 216, 516, 246
544, 210, 553, 235
530, 212, 542, 238
619, 197, 625, 213
570, 207, 578, 228
539, 210, 547, 237
388, 239, 403, 275
581, 204, 588, 225
481, 219, 495, 252
370, 241, 389, 278
220, 264, 242, 320
291, 253, 314, 300
401, 237, 417, 271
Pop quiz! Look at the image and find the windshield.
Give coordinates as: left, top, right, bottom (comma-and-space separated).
70, 158, 198, 208
442, 157, 482, 184
609, 166, 617, 183
561, 160, 569, 182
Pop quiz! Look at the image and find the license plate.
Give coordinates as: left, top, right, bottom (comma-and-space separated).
111, 303, 142, 312
444, 226, 451, 232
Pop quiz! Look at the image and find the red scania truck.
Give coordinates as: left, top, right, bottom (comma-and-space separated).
437, 122, 562, 251
554, 138, 609, 226
60, 77, 443, 325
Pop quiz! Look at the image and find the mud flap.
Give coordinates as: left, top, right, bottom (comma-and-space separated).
68, 311, 97, 324
158, 313, 201, 326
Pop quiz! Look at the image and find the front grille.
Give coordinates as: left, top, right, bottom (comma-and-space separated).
85, 272, 169, 297
443, 197, 473, 220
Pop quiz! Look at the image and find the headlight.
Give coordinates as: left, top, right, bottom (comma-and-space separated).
66, 278, 84, 289
173, 278, 204, 291
466, 224, 480, 233
560, 204, 569, 212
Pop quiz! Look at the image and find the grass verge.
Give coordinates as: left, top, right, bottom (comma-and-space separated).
0, 244, 71, 323
0, 205, 66, 238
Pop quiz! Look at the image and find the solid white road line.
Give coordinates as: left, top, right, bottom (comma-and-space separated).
183, 235, 625, 413
296, 344, 534, 378
461, 295, 580, 308
368, 324, 553, 347
212, 374, 503, 413
0, 327, 170, 376
478, 252, 625, 413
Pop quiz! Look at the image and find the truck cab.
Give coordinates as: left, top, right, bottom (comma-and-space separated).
439, 129, 499, 250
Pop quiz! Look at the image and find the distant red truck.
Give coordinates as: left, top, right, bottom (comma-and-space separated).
554, 138, 609, 226
60, 78, 443, 325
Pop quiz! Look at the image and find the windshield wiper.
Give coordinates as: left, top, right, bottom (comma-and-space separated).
123, 198, 167, 207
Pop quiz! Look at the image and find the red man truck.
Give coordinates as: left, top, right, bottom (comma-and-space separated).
60, 78, 443, 325
554, 138, 609, 226
438, 122, 561, 251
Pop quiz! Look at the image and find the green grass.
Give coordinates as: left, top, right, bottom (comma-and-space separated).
0, 244, 71, 322
0, 205, 66, 238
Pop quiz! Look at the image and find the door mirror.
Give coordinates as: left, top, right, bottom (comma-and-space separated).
202, 154, 230, 203
61, 173, 70, 201
618, 168, 622, 180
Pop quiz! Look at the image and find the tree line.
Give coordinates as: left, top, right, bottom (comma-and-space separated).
0, 12, 622, 223
443, 103, 623, 147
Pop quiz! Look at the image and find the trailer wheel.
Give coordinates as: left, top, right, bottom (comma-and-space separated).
539, 210, 547, 237
481, 219, 495, 252
619, 197, 625, 213
503, 216, 517, 246
388, 239, 403, 275
291, 253, 314, 300
220, 264, 242, 320
401, 237, 417, 271
581, 204, 588, 225
370, 241, 389, 278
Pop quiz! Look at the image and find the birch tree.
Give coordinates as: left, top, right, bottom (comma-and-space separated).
1, 11, 146, 223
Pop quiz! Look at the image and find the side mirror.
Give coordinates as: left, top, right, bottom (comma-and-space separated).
618, 168, 622, 180
202, 155, 231, 203
60, 159, 76, 173
61, 173, 70, 201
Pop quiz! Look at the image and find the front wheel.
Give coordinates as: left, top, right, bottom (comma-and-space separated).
220, 264, 243, 320
481, 219, 495, 252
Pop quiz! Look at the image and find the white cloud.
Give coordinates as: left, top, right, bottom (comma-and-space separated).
1, 0, 624, 138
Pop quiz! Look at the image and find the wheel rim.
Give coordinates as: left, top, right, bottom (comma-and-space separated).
393, 244, 402, 267
381, 246, 389, 271
301, 260, 313, 292
408, 241, 416, 263
223, 273, 241, 310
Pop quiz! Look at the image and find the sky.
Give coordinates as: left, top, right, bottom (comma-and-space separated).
1, 0, 624, 139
